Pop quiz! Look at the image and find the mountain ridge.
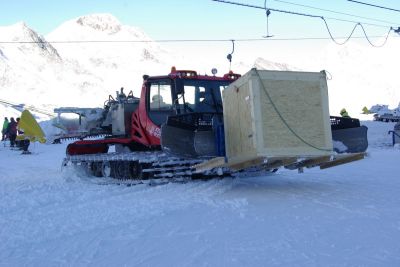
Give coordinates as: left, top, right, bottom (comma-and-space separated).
1, 13, 398, 117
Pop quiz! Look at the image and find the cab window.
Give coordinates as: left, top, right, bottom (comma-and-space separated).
148, 81, 174, 126
149, 82, 173, 110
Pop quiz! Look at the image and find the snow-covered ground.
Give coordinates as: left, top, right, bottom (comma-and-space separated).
0, 121, 399, 266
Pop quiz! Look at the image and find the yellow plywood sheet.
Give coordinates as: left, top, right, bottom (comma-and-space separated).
223, 68, 332, 162
223, 82, 257, 159
256, 74, 331, 156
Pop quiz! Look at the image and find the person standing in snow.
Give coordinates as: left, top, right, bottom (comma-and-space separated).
16, 117, 30, 154
1, 117, 9, 141
15, 117, 22, 148
340, 108, 350, 118
7, 117, 17, 147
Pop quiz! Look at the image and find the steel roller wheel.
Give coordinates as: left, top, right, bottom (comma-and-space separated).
101, 161, 113, 178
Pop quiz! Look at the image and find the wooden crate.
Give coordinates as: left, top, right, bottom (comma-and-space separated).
222, 68, 333, 162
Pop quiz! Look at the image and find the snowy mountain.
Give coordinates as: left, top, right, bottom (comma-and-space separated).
253, 57, 301, 71
0, 14, 175, 112
227, 57, 301, 74
0, 22, 63, 106
0, 13, 303, 115
1, 13, 399, 119
46, 13, 174, 94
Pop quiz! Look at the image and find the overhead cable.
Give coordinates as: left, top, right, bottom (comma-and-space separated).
0, 99, 55, 117
322, 19, 392, 47
273, 0, 399, 27
348, 0, 400, 13
0, 35, 398, 45
212, 0, 395, 47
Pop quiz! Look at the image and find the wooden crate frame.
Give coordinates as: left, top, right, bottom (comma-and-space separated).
193, 153, 366, 173
222, 68, 333, 162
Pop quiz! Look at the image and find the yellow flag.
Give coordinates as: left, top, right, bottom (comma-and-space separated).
16, 110, 46, 143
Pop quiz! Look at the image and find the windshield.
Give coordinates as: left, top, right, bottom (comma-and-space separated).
177, 79, 229, 113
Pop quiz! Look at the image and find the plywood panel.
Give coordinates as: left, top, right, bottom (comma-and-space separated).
223, 68, 332, 162
258, 79, 330, 155
222, 84, 239, 158
223, 81, 256, 160
237, 81, 255, 157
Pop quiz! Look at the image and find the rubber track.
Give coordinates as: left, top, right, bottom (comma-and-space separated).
63, 152, 226, 183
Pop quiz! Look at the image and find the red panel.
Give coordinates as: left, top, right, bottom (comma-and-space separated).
130, 83, 161, 146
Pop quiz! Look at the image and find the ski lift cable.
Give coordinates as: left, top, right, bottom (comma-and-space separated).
273, 0, 399, 26
0, 35, 398, 44
0, 98, 55, 117
321, 18, 393, 47
347, 0, 400, 13
212, 0, 389, 27
212, 0, 396, 47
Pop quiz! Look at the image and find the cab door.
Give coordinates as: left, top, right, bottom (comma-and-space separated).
146, 79, 175, 126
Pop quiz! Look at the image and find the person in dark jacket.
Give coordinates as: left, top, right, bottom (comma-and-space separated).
16, 117, 22, 149
7, 117, 17, 147
16, 117, 30, 153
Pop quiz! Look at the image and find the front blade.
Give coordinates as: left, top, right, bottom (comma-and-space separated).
161, 124, 196, 158
332, 125, 368, 153
194, 131, 216, 156
161, 124, 217, 157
